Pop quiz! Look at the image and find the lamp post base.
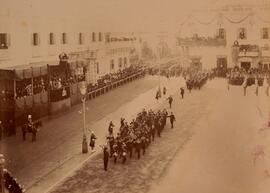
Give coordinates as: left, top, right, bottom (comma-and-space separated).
82, 135, 88, 154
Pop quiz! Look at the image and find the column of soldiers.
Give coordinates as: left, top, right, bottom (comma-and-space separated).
185, 73, 209, 93
102, 108, 176, 171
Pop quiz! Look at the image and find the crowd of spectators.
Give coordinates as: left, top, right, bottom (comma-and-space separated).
227, 67, 266, 86
15, 76, 48, 99
8, 65, 143, 100
3, 169, 25, 193
87, 66, 144, 92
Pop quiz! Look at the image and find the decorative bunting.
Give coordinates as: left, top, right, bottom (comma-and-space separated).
179, 12, 270, 26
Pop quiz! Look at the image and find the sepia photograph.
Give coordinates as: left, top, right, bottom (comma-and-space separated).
0, 0, 270, 192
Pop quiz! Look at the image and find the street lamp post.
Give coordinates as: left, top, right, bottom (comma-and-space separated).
159, 60, 161, 90
0, 154, 5, 193
80, 81, 88, 154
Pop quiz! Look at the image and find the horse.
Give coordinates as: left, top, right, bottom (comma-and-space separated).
21, 120, 42, 141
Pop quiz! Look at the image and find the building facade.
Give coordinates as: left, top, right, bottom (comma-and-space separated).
0, 6, 140, 82
176, 0, 270, 71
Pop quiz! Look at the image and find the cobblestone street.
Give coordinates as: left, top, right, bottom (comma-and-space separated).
49, 78, 222, 193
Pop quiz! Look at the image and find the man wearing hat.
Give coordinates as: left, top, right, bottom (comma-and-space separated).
89, 131, 97, 152
103, 145, 109, 171
180, 87, 185, 99
27, 115, 33, 130
0, 121, 4, 140
167, 95, 173, 108
28, 114, 37, 142
168, 112, 176, 129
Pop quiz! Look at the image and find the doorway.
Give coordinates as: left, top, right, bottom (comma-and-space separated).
241, 62, 251, 71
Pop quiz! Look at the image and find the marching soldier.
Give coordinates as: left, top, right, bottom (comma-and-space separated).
163, 86, 167, 95
0, 121, 3, 140
89, 131, 97, 152
255, 77, 259, 96
180, 87, 185, 99
122, 143, 127, 164
27, 114, 37, 142
32, 125, 37, 142
102, 145, 109, 171
108, 121, 114, 135
167, 95, 173, 108
135, 137, 141, 160
168, 112, 176, 129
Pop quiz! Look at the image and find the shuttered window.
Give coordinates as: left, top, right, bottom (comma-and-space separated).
0, 33, 10, 49
49, 33, 55, 45
261, 28, 269, 39
32, 33, 40, 46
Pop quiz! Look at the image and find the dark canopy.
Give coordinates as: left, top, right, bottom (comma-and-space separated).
0, 69, 20, 81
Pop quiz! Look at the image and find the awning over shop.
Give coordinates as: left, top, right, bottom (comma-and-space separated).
0, 69, 20, 80
238, 57, 253, 62
261, 57, 270, 64
261, 50, 270, 57
238, 51, 259, 57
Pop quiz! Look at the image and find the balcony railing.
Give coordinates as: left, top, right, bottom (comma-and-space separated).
177, 37, 226, 47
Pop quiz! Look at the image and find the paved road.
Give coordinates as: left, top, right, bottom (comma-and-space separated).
49, 77, 222, 193
149, 82, 270, 193
0, 76, 164, 193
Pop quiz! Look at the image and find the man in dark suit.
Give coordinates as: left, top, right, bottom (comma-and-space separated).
180, 87, 185, 99
168, 112, 176, 129
0, 121, 4, 140
103, 146, 109, 171
167, 96, 173, 108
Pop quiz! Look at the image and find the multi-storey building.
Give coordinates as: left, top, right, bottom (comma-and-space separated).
176, 0, 270, 71
0, 4, 140, 84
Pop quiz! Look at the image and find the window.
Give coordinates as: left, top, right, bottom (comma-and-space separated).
0, 33, 10, 49
49, 33, 55, 45
105, 34, 110, 42
124, 57, 127, 67
32, 33, 40, 46
92, 32, 96, 42
79, 33, 84, 45
96, 62, 99, 74
238, 28, 247, 39
217, 28, 226, 39
62, 33, 67, 44
98, 32, 102, 42
110, 59, 114, 70
118, 57, 123, 68
262, 28, 269, 39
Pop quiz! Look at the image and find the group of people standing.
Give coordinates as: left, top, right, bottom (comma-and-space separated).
185, 73, 208, 92
101, 108, 176, 171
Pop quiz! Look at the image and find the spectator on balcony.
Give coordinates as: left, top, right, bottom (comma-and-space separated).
0, 121, 4, 140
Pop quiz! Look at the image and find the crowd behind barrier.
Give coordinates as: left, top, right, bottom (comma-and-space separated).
87, 66, 144, 93
0, 65, 145, 127
14, 66, 143, 99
